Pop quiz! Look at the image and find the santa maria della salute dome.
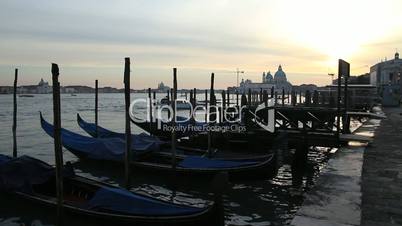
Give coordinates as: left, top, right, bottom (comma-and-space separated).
239, 65, 292, 93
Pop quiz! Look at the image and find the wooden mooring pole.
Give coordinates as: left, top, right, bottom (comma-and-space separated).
12, 69, 18, 158
95, 80, 99, 138
51, 63, 64, 225
171, 68, 177, 169
227, 89, 230, 107
236, 91, 239, 107
123, 57, 132, 189
205, 89, 208, 122
167, 89, 171, 119
194, 88, 197, 106
282, 88, 285, 106
221, 90, 226, 123
336, 60, 342, 140
148, 88, 153, 135
208, 73, 215, 157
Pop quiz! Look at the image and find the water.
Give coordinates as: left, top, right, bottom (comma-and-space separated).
0, 93, 337, 226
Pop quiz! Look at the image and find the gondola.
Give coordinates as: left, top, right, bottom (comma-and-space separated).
0, 154, 223, 226
129, 114, 207, 140
41, 115, 277, 179
129, 114, 284, 152
77, 113, 164, 144
40, 112, 161, 161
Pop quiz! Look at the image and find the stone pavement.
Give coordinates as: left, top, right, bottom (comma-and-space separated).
291, 116, 379, 226
361, 107, 402, 226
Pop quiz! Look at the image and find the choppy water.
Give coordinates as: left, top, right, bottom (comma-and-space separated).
0, 93, 338, 226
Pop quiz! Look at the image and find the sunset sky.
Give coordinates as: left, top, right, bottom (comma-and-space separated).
0, 0, 401, 89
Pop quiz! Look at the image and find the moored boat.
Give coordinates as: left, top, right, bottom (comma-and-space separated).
0, 154, 223, 226
42, 114, 277, 179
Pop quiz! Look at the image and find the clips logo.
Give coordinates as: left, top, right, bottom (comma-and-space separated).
250, 98, 275, 133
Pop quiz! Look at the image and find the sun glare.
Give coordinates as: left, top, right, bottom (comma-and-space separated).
271, 0, 400, 69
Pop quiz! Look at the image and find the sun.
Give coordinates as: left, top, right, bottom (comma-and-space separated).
270, 0, 399, 68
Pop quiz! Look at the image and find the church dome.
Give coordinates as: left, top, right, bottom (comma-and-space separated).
274, 65, 287, 83
265, 71, 273, 83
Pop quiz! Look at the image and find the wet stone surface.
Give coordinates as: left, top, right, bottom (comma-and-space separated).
361, 107, 402, 226
291, 117, 379, 226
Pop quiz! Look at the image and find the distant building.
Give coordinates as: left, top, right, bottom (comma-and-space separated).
370, 51, 402, 106
16, 78, 52, 94
370, 52, 402, 86
0, 86, 12, 94
238, 65, 292, 93
157, 82, 170, 92
36, 78, 51, 93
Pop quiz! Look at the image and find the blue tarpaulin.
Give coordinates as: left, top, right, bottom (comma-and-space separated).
178, 156, 260, 169
0, 155, 72, 192
41, 115, 160, 161
86, 187, 204, 216
77, 113, 165, 145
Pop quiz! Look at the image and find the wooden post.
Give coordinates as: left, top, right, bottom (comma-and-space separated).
194, 88, 197, 106
337, 64, 341, 139
189, 89, 194, 118
123, 57, 132, 189
343, 74, 350, 133
51, 63, 64, 225
205, 89, 208, 122
167, 89, 171, 119
209, 73, 216, 122
263, 90, 268, 106
274, 91, 278, 105
172, 68, 177, 169
227, 89, 230, 107
12, 69, 18, 158
305, 90, 311, 106
282, 88, 285, 106
95, 80, 99, 138
148, 88, 153, 135
241, 94, 247, 107
236, 91, 239, 107
221, 90, 226, 123
192, 88, 197, 122
299, 91, 302, 104
208, 73, 215, 157
153, 91, 156, 128
271, 87, 274, 98
313, 90, 319, 106
291, 90, 296, 106
260, 88, 263, 103
189, 89, 194, 105
247, 89, 251, 107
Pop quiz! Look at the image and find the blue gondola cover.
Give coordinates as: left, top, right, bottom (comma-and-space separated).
86, 187, 204, 216
41, 115, 160, 161
178, 156, 259, 169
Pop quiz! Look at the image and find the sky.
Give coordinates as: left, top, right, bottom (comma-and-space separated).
0, 0, 401, 89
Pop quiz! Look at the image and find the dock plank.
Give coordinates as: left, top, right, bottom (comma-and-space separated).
339, 134, 373, 143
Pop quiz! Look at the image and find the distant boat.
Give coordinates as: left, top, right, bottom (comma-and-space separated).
19, 94, 34, 98
70, 93, 77, 96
